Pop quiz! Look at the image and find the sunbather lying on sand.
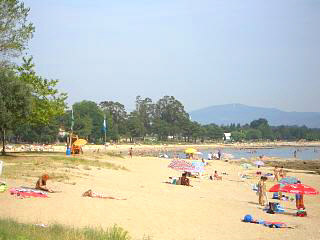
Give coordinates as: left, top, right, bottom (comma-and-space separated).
35, 174, 54, 192
82, 189, 126, 200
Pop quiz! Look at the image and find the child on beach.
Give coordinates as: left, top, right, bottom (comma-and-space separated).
35, 174, 53, 192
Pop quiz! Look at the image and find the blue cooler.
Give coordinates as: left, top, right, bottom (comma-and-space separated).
66, 147, 71, 155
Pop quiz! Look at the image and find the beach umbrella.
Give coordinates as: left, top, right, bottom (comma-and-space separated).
254, 161, 264, 166
73, 139, 87, 146
184, 148, 197, 154
281, 183, 319, 195
168, 159, 195, 172
279, 177, 299, 185
269, 184, 285, 192
241, 163, 252, 169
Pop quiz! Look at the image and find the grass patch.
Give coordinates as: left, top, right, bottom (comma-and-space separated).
106, 152, 124, 158
0, 154, 127, 181
0, 218, 131, 240
50, 156, 127, 171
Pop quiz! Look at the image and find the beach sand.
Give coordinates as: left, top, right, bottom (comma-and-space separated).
1, 154, 319, 240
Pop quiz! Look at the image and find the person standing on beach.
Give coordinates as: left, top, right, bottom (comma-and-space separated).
129, 147, 133, 158
258, 176, 267, 206
279, 166, 285, 178
294, 150, 297, 158
218, 150, 222, 160
273, 166, 279, 182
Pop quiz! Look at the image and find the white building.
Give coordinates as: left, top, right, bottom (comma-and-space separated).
224, 133, 231, 141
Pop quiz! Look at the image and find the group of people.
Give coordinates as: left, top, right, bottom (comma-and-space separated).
257, 167, 305, 211
207, 150, 222, 160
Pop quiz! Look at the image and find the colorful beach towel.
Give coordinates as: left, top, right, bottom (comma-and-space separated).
9, 187, 48, 198
242, 215, 290, 228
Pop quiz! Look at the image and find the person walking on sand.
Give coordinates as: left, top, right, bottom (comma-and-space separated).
129, 147, 133, 158
258, 176, 267, 206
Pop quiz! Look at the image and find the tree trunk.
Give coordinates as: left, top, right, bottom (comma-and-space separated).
1, 128, 6, 155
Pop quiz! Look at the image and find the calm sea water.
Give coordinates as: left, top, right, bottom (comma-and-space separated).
167, 147, 320, 161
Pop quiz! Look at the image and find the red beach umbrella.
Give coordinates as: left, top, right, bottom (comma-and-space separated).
281, 183, 319, 195
269, 184, 283, 192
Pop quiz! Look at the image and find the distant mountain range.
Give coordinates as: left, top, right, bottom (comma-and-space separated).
189, 104, 320, 128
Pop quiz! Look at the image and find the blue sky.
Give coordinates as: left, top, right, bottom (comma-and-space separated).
24, 0, 320, 112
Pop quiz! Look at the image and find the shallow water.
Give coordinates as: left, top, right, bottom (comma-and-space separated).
167, 147, 320, 160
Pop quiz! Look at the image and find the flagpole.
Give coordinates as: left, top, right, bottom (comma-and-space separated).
104, 114, 107, 145
70, 107, 74, 148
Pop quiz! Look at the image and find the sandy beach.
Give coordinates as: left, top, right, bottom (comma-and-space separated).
0, 150, 319, 240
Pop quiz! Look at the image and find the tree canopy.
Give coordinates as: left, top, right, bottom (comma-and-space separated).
0, 0, 34, 65
0, 67, 32, 154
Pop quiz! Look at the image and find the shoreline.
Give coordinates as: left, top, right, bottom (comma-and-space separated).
4, 141, 320, 154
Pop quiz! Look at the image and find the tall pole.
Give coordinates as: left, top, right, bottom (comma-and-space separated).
103, 114, 107, 145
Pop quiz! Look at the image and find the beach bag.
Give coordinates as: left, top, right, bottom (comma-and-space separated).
272, 192, 279, 199
296, 210, 307, 217
266, 202, 276, 214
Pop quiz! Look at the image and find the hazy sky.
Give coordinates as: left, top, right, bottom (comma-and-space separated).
23, 0, 320, 112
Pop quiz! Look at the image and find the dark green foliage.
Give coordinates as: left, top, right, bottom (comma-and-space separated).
0, 68, 32, 154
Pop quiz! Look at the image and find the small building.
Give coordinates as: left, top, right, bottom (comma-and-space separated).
224, 133, 231, 141
58, 128, 68, 137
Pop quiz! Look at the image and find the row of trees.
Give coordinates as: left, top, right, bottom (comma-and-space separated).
11, 97, 320, 144
223, 119, 320, 142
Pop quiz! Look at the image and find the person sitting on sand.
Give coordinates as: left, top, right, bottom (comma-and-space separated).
35, 174, 53, 192
213, 170, 222, 180
180, 172, 191, 186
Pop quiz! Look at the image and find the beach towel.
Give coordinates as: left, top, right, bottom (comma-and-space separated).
242, 215, 291, 228
9, 187, 48, 198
